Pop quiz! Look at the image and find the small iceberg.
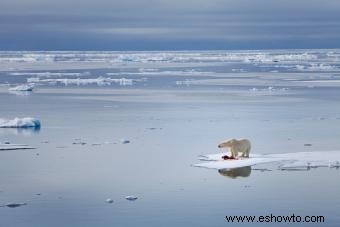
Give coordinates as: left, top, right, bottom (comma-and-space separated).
125, 196, 138, 201
0, 117, 41, 128
105, 198, 114, 203
8, 84, 35, 92
120, 139, 130, 144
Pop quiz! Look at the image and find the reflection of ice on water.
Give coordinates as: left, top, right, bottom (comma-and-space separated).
0, 127, 40, 136
218, 166, 251, 179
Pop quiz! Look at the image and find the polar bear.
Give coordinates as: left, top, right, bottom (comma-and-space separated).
218, 138, 251, 158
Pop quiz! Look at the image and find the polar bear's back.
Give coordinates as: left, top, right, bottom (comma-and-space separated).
235, 139, 251, 151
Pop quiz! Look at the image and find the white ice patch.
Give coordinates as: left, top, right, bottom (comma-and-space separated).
27, 77, 145, 86
8, 84, 35, 91
295, 64, 337, 71
0, 143, 35, 150
125, 196, 138, 201
0, 51, 320, 64
107, 69, 212, 77
0, 117, 41, 128
194, 151, 340, 170
175, 80, 198, 86
249, 87, 288, 93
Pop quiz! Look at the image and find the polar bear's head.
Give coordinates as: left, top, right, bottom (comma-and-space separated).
218, 139, 237, 148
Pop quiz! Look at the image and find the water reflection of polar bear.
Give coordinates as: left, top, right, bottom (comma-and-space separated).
218, 166, 252, 179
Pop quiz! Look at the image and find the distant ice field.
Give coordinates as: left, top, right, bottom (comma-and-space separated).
1, 49, 340, 91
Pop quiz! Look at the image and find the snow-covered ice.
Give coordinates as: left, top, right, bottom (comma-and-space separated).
26, 77, 143, 86
0, 143, 35, 150
8, 84, 35, 91
106, 199, 114, 203
120, 139, 130, 144
0, 117, 41, 128
125, 196, 138, 201
194, 151, 340, 170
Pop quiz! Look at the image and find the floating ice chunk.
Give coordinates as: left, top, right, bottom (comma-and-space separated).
329, 161, 340, 168
266, 86, 274, 91
0, 117, 41, 128
295, 65, 305, 71
231, 69, 246, 72
175, 80, 197, 86
296, 64, 337, 71
120, 139, 130, 144
26, 77, 142, 86
125, 196, 138, 201
106, 198, 114, 203
194, 151, 340, 170
138, 68, 158, 72
0, 143, 35, 150
8, 84, 35, 92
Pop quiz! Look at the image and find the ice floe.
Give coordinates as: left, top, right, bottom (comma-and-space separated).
295, 64, 338, 71
0, 117, 41, 128
120, 139, 130, 144
125, 196, 138, 201
194, 151, 340, 170
8, 84, 35, 92
175, 80, 198, 86
106, 198, 114, 203
107, 69, 212, 77
0, 143, 35, 150
249, 87, 288, 92
27, 77, 144, 86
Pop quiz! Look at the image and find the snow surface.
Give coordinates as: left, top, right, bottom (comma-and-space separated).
194, 151, 340, 170
0, 117, 41, 128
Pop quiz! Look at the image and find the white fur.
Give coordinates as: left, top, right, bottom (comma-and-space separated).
218, 138, 251, 158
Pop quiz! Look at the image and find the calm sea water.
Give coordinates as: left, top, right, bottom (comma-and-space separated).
1, 50, 340, 226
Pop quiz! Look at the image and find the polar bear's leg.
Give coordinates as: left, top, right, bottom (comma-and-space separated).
230, 147, 237, 158
244, 147, 250, 158
241, 148, 248, 157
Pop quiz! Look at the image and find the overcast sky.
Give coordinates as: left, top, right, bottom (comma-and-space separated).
1, 0, 340, 50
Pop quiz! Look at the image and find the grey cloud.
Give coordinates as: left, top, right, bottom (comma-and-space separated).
0, 0, 339, 50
